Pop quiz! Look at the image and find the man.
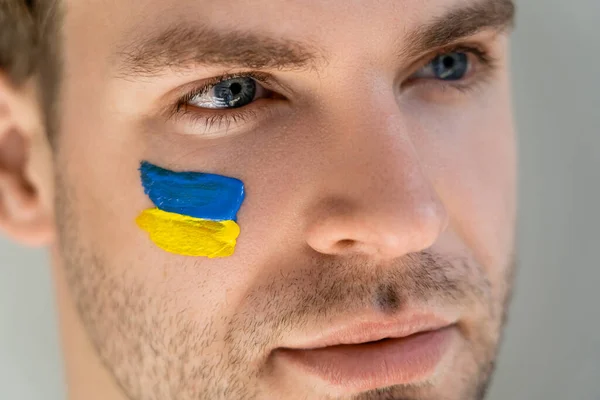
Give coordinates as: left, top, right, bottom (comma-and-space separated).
0, 0, 517, 399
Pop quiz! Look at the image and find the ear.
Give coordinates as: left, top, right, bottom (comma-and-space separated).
0, 73, 54, 247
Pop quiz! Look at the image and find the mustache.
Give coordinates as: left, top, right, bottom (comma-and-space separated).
226, 250, 491, 353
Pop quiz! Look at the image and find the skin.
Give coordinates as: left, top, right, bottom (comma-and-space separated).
0, 0, 517, 399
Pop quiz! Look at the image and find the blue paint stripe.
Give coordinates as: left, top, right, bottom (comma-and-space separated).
140, 161, 245, 221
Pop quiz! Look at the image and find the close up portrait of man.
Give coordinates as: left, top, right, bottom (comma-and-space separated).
0, 0, 520, 399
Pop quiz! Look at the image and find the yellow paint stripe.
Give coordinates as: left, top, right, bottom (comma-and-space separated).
136, 208, 240, 258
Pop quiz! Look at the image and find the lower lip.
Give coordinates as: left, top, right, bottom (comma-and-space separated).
276, 326, 456, 393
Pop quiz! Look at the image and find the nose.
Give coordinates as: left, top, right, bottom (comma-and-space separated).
304, 109, 449, 261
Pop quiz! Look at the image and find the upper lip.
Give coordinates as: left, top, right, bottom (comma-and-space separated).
283, 312, 455, 350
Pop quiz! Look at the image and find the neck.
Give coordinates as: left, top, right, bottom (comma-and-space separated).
51, 249, 128, 400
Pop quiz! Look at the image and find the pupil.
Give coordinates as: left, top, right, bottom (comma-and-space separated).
230, 82, 242, 95
433, 53, 468, 81
443, 56, 455, 69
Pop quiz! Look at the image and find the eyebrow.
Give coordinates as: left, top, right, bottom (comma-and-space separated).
402, 0, 516, 59
114, 0, 515, 79
115, 27, 323, 78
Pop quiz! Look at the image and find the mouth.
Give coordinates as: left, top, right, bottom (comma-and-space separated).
273, 315, 458, 395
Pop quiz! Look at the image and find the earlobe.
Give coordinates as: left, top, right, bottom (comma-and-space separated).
0, 168, 53, 246
0, 74, 54, 247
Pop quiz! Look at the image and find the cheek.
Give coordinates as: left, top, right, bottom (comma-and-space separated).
56, 109, 247, 328
411, 85, 517, 282
56, 112, 312, 328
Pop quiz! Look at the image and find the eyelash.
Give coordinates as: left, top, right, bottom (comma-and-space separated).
171, 71, 277, 135
406, 44, 498, 93
171, 44, 497, 133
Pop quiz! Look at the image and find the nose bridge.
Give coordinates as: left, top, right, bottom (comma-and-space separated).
304, 90, 448, 259
326, 72, 414, 171
322, 91, 426, 204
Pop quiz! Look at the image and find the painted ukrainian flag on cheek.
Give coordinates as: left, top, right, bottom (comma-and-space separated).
136, 161, 245, 258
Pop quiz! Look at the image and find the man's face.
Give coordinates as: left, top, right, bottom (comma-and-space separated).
53, 0, 516, 399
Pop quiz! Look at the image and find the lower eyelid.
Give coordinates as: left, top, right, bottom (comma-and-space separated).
402, 72, 493, 103
171, 98, 288, 137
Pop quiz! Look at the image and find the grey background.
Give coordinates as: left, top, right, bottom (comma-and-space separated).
1, 0, 599, 399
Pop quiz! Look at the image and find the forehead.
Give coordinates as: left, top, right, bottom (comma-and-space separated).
64, 0, 467, 51
66, 0, 436, 25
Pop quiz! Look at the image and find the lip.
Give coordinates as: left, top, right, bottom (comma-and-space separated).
286, 313, 453, 349
274, 314, 458, 395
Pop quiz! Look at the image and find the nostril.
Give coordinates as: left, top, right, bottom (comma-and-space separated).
334, 239, 357, 252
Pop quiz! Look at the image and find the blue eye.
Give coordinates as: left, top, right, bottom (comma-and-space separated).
414, 52, 470, 81
188, 77, 263, 109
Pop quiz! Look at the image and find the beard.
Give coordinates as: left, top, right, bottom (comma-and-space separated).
54, 168, 515, 400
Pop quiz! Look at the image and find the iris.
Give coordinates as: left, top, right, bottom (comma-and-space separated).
210, 77, 257, 108
430, 52, 469, 81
